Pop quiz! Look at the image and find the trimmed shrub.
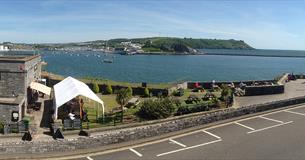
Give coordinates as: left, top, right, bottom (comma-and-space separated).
127, 86, 133, 96
143, 87, 150, 97
105, 84, 113, 94
92, 82, 100, 93
138, 98, 176, 120
175, 101, 211, 116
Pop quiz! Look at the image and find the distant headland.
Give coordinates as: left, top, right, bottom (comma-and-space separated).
1, 37, 254, 55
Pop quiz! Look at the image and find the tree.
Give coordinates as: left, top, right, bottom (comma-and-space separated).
116, 88, 132, 122
221, 85, 232, 107
105, 84, 113, 94
92, 82, 99, 93
143, 87, 150, 97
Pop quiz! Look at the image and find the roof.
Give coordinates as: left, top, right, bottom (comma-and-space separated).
30, 82, 51, 96
0, 95, 25, 105
53, 76, 104, 108
53, 76, 105, 119
0, 54, 40, 62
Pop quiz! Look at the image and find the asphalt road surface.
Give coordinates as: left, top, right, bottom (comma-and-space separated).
72, 104, 305, 160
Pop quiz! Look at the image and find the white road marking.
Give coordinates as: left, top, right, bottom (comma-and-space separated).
247, 121, 293, 134
202, 130, 221, 139
86, 156, 94, 160
157, 139, 222, 157
259, 116, 284, 123
169, 139, 187, 147
284, 110, 305, 116
129, 148, 143, 157
235, 122, 255, 131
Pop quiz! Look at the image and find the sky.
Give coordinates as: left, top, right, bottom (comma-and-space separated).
0, 0, 305, 50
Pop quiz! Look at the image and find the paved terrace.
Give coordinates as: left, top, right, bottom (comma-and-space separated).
234, 79, 305, 107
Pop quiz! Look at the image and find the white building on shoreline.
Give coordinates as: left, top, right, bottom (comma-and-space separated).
0, 45, 9, 51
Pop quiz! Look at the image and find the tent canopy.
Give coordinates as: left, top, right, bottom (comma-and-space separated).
53, 76, 104, 119
30, 82, 51, 96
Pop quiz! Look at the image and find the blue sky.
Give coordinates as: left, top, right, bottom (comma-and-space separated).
0, 0, 305, 50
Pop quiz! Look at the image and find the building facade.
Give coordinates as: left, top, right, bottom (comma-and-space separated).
0, 45, 9, 51
0, 54, 41, 122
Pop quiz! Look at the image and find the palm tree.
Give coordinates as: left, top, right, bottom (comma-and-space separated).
116, 88, 132, 122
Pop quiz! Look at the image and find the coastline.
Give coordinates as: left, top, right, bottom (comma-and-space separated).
203, 53, 305, 58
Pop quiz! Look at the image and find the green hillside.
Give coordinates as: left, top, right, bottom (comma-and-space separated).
96, 37, 254, 53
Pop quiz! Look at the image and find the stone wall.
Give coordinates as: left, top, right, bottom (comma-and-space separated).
2, 95, 305, 157
244, 85, 285, 96
0, 103, 19, 122
0, 56, 41, 98
0, 72, 25, 97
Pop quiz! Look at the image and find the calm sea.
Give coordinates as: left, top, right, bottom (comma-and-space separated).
39, 49, 305, 83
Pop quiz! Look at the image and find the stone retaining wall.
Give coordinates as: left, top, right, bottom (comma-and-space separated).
244, 84, 285, 96
2, 95, 305, 156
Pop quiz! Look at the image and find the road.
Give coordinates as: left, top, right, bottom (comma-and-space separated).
71, 104, 305, 160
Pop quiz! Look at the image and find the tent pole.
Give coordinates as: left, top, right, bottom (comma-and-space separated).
97, 102, 100, 119
102, 103, 105, 123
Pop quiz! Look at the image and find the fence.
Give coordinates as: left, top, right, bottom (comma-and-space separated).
2, 121, 29, 135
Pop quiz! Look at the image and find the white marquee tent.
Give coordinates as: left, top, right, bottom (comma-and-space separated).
53, 76, 104, 119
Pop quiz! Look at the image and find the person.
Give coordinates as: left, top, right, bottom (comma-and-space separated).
82, 110, 89, 122
34, 91, 39, 102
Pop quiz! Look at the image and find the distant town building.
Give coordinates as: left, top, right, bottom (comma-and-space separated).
0, 45, 9, 51
0, 54, 41, 122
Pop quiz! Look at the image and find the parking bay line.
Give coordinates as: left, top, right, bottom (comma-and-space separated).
284, 110, 305, 116
156, 139, 222, 157
202, 130, 221, 139
235, 122, 255, 131
259, 116, 284, 124
129, 148, 143, 157
86, 157, 94, 160
169, 139, 187, 148
74, 104, 305, 160
247, 121, 293, 134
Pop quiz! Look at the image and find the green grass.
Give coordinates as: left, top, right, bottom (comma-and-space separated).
142, 47, 162, 52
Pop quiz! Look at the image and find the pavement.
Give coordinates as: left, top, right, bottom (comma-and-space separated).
235, 79, 305, 107
67, 104, 305, 160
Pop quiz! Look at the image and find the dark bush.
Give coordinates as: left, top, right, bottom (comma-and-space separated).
137, 98, 176, 120
185, 95, 201, 104
175, 102, 211, 116
173, 88, 184, 97
0, 121, 4, 133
